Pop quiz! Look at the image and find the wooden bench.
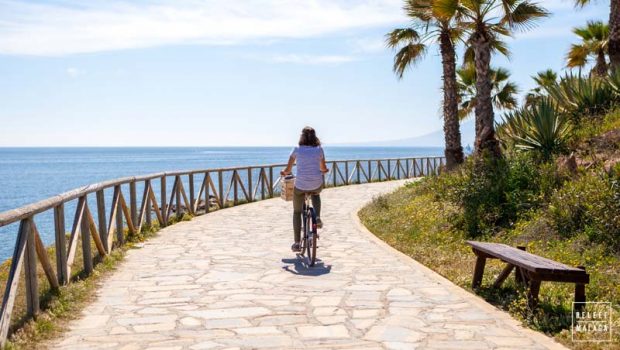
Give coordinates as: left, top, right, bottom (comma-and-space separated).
466, 241, 589, 309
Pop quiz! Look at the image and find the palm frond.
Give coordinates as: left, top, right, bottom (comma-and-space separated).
493, 67, 511, 83
393, 43, 428, 79
457, 64, 519, 119
405, 0, 434, 22
532, 69, 558, 87
574, 0, 592, 8
566, 44, 589, 68
432, 0, 460, 20
566, 21, 609, 69
386, 28, 421, 48
505, 1, 549, 32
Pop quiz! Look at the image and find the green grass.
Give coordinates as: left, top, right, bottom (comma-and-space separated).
571, 107, 620, 144
359, 180, 620, 349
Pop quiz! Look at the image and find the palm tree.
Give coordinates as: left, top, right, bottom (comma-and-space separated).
533, 69, 558, 87
457, 64, 519, 120
525, 69, 558, 107
443, 0, 548, 158
567, 21, 609, 77
575, 0, 620, 71
386, 0, 464, 170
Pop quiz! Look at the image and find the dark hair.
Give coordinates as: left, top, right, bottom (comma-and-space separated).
298, 126, 321, 146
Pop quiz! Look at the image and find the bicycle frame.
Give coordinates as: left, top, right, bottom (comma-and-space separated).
300, 193, 318, 266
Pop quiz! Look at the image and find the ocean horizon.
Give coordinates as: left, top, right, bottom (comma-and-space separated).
0, 146, 443, 260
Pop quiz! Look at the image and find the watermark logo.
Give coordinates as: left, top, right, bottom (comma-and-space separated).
572, 302, 613, 342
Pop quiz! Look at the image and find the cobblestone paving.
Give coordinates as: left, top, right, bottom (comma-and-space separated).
50, 180, 566, 349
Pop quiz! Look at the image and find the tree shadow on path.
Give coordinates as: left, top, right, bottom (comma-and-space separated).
281, 258, 332, 276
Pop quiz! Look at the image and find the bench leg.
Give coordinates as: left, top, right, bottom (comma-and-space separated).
574, 284, 586, 312
514, 246, 529, 286
515, 267, 530, 286
472, 256, 486, 288
493, 263, 514, 288
528, 280, 541, 309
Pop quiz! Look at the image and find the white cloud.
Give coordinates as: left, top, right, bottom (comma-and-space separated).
350, 36, 387, 54
269, 54, 356, 64
66, 67, 82, 78
0, 0, 405, 56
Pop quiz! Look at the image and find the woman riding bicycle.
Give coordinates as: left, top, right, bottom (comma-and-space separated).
281, 127, 329, 252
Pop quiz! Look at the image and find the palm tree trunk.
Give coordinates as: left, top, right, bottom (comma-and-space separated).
594, 50, 609, 76
472, 31, 501, 158
609, 0, 620, 70
439, 29, 464, 170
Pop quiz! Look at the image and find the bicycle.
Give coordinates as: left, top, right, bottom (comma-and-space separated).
298, 192, 319, 267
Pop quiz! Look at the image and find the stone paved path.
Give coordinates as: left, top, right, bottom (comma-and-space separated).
50, 180, 566, 350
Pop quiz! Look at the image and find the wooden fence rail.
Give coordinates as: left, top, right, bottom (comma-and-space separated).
0, 156, 444, 346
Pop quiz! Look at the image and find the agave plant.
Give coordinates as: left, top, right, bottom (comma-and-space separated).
498, 98, 572, 159
606, 66, 620, 94
542, 72, 616, 121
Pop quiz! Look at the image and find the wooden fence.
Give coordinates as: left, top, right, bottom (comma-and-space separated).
0, 156, 444, 345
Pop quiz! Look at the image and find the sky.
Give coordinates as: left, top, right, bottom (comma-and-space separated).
0, 0, 611, 147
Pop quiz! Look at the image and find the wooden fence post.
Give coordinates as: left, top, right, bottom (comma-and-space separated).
233, 171, 239, 205
218, 171, 225, 207
24, 217, 39, 317
96, 190, 107, 252
116, 192, 124, 246
81, 197, 93, 275
189, 174, 196, 215
0, 219, 29, 347
160, 176, 167, 226
145, 181, 152, 227
205, 173, 211, 213
248, 168, 253, 202
54, 204, 68, 285
175, 176, 182, 218
130, 182, 137, 225
268, 167, 274, 198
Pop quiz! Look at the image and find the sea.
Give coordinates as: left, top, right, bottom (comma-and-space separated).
0, 147, 443, 261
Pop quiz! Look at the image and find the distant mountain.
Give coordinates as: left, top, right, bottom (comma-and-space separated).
333, 120, 475, 148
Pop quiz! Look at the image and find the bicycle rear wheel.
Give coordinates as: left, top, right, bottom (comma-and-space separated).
299, 209, 307, 256
306, 207, 317, 266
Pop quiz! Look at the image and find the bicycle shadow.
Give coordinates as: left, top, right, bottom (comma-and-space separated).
281, 258, 332, 276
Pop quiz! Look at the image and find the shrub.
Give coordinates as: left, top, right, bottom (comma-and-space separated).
444, 154, 565, 237
549, 172, 620, 250
457, 157, 507, 236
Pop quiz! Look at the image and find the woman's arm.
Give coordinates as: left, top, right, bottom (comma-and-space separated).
320, 157, 328, 174
280, 156, 295, 176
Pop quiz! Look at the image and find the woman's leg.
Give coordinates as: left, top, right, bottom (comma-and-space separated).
311, 185, 323, 218
292, 188, 304, 243
311, 194, 321, 218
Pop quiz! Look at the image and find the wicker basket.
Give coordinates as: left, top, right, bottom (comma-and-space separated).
280, 176, 295, 201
